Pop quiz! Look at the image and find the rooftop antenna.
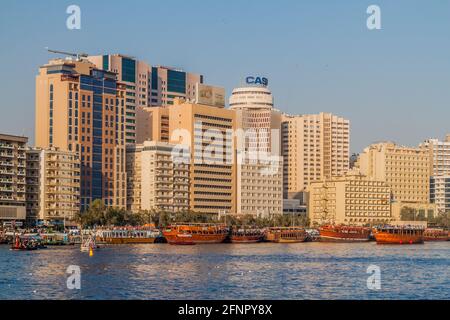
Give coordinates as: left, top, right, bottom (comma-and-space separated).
46, 47, 88, 61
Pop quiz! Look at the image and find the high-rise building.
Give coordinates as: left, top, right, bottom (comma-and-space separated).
26, 147, 80, 224
150, 66, 203, 107
419, 136, 450, 214
88, 54, 151, 144
420, 135, 450, 176
281, 113, 350, 201
35, 58, 127, 211
126, 141, 190, 213
136, 106, 170, 144
358, 142, 430, 204
25, 148, 41, 223
308, 171, 392, 226
169, 99, 236, 215
430, 175, 450, 214
0, 134, 27, 222
229, 83, 283, 216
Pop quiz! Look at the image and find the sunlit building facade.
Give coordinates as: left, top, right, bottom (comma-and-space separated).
35, 58, 127, 211
282, 113, 350, 201
0, 134, 27, 222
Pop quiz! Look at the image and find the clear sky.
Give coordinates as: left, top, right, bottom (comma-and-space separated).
0, 0, 449, 153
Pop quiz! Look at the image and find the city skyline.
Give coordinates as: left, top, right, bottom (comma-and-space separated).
1, 0, 449, 153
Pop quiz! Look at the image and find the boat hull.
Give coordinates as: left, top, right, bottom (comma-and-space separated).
229, 235, 264, 243
319, 226, 371, 243
265, 229, 307, 243
319, 235, 370, 243
375, 232, 424, 244
98, 237, 157, 244
163, 232, 227, 245
423, 236, 449, 242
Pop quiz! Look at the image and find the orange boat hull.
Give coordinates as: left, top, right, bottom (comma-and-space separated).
423, 236, 449, 242
163, 232, 227, 245
319, 229, 371, 243
230, 235, 264, 243
375, 232, 424, 244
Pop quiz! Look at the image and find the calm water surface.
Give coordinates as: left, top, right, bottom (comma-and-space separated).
0, 242, 449, 300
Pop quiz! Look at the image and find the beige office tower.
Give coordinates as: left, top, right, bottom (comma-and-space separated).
229, 85, 283, 216
126, 141, 190, 213
35, 58, 127, 211
308, 171, 392, 226
282, 113, 350, 201
136, 106, 170, 143
0, 134, 27, 222
26, 147, 80, 223
359, 142, 430, 203
169, 100, 236, 215
88, 54, 151, 144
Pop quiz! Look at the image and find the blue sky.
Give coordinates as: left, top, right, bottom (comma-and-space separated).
0, 0, 449, 152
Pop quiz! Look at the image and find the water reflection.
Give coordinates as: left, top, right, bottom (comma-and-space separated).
0, 242, 448, 300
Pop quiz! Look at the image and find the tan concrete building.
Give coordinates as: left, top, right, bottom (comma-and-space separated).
136, 106, 170, 144
230, 84, 283, 216
0, 134, 27, 221
169, 100, 236, 215
39, 148, 80, 222
35, 58, 127, 211
126, 141, 190, 213
282, 113, 350, 201
358, 142, 430, 203
308, 171, 392, 226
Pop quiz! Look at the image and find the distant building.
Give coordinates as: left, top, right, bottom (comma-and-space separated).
26, 147, 80, 224
35, 58, 127, 210
150, 66, 204, 107
282, 113, 350, 202
430, 175, 450, 214
359, 142, 430, 203
136, 106, 170, 144
126, 141, 190, 213
283, 199, 307, 215
307, 171, 392, 226
0, 133, 28, 222
420, 136, 450, 214
169, 99, 236, 215
230, 83, 283, 216
420, 135, 450, 176
87, 54, 152, 144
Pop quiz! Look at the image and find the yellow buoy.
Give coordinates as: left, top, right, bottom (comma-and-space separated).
89, 247, 94, 257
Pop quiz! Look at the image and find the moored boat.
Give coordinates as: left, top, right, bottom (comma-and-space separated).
229, 226, 264, 243
162, 223, 228, 245
96, 226, 162, 244
10, 235, 39, 251
265, 227, 307, 243
40, 233, 71, 246
373, 225, 424, 244
423, 229, 449, 242
319, 225, 371, 242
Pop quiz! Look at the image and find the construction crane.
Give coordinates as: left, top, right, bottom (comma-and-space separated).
45, 47, 88, 61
